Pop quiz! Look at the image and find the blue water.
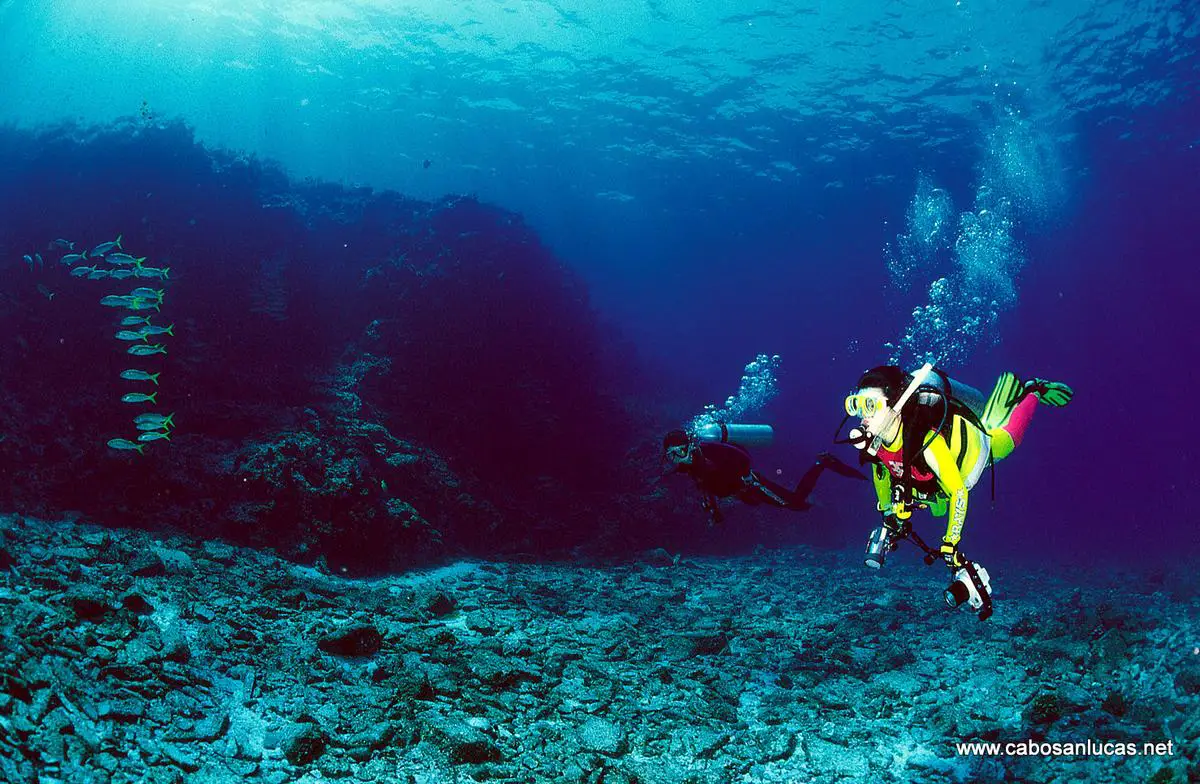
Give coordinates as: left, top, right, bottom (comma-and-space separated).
0, 0, 1197, 568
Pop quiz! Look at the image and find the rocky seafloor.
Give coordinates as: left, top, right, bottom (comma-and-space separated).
1, 513, 1196, 783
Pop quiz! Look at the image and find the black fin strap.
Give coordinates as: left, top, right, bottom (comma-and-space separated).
989, 452, 996, 506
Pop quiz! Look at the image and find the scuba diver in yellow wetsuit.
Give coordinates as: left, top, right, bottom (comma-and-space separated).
835, 363, 1073, 620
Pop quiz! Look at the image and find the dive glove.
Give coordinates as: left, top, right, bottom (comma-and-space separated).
940, 542, 966, 569
882, 513, 910, 540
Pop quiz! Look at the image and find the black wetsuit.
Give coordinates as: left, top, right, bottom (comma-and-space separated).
673, 442, 831, 520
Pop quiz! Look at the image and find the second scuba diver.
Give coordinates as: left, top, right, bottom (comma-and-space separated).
663, 425, 867, 525
838, 364, 1073, 620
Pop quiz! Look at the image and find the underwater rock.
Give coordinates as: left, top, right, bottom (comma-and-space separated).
1010, 613, 1041, 636
121, 592, 155, 614
168, 712, 230, 744
662, 631, 730, 660
317, 625, 384, 658
1174, 664, 1200, 696
467, 649, 540, 692
577, 717, 627, 756
425, 719, 504, 765
742, 725, 797, 763
67, 589, 111, 621
639, 547, 676, 567
97, 699, 148, 722
690, 631, 731, 656
130, 552, 168, 578
159, 742, 201, 773
281, 723, 328, 766
201, 540, 237, 564
1054, 682, 1094, 714
425, 592, 457, 617
228, 414, 498, 574
343, 721, 407, 760
1100, 689, 1129, 717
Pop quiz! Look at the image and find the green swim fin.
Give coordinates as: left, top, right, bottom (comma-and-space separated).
982, 372, 1021, 429
1024, 378, 1074, 407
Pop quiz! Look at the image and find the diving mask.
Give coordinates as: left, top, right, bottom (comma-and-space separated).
845, 390, 888, 418
845, 387, 898, 450
665, 443, 692, 463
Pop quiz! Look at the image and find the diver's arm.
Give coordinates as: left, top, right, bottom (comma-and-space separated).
924, 435, 968, 566
871, 463, 909, 521
871, 463, 891, 512
700, 493, 723, 525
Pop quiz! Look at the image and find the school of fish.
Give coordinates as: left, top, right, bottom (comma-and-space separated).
30, 235, 176, 455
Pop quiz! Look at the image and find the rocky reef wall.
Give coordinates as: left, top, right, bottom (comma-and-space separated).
0, 120, 668, 573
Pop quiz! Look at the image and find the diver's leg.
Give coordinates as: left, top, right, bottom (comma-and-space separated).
818, 451, 868, 480
981, 372, 1021, 430
779, 453, 868, 510
746, 474, 800, 509
785, 464, 826, 509
989, 393, 1038, 460
986, 371, 1073, 461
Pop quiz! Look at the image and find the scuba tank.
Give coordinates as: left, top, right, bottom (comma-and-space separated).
695, 423, 774, 448
908, 366, 993, 492
894, 365, 996, 501
914, 367, 987, 424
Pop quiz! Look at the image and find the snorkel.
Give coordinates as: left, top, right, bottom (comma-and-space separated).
864, 362, 934, 455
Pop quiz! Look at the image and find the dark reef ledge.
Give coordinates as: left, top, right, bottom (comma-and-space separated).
0, 119, 674, 573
